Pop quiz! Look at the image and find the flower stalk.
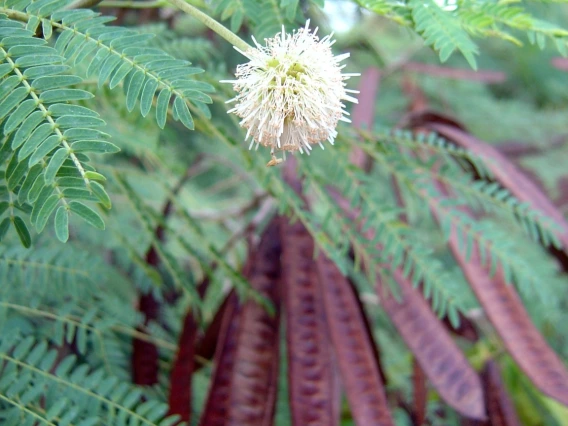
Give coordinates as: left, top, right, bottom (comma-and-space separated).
165, 0, 250, 52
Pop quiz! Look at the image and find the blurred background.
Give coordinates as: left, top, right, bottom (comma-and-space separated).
1, 0, 568, 425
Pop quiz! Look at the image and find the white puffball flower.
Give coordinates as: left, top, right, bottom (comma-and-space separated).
221, 21, 360, 164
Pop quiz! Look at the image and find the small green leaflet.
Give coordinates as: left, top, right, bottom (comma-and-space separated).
13, 215, 31, 248
0, 218, 9, 241
71, 140, 120, 154
69, 201, 105, 230
54, 206, 69, 242
84, 171, 106, 182
90, 181, 111, 209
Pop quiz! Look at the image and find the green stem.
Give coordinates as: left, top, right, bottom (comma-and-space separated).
0, 8, 28, 22
164, 0, 251, 52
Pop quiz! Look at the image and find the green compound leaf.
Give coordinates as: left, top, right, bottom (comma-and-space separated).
411, 0, 479, 69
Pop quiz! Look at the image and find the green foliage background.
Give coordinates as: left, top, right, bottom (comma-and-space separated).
0, 0, 567, 424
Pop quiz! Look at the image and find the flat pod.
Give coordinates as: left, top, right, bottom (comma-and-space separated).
281, 217, 340, 426
316, 254, 394, 426
379, 268, 485, 420
428, 177, 568, 407
201, 220, 281, 426
226, 220, 281, 426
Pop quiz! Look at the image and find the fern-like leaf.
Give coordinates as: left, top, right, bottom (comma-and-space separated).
410, 0, 479, 69
355, 0, 413, 26
0, 336, 183, 426
3, 0, 215, 130
214, 0, 246, 32
458, 1, 568, 50
0, 16, 112, 245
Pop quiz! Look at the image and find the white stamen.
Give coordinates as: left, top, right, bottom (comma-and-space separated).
221, 22, 359, 157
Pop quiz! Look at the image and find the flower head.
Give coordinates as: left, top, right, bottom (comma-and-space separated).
222, 21, 359, 164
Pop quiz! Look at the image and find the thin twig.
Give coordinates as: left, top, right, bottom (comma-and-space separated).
191, 190, 269, 221
131, 156, 207, 386
204, 153, 260, 189
202, 173, 245, 196
220, 197, 276, 255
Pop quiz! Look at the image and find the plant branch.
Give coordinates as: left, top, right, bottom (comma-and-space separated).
191, 191, 268, 221
220, 197, 275, 255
